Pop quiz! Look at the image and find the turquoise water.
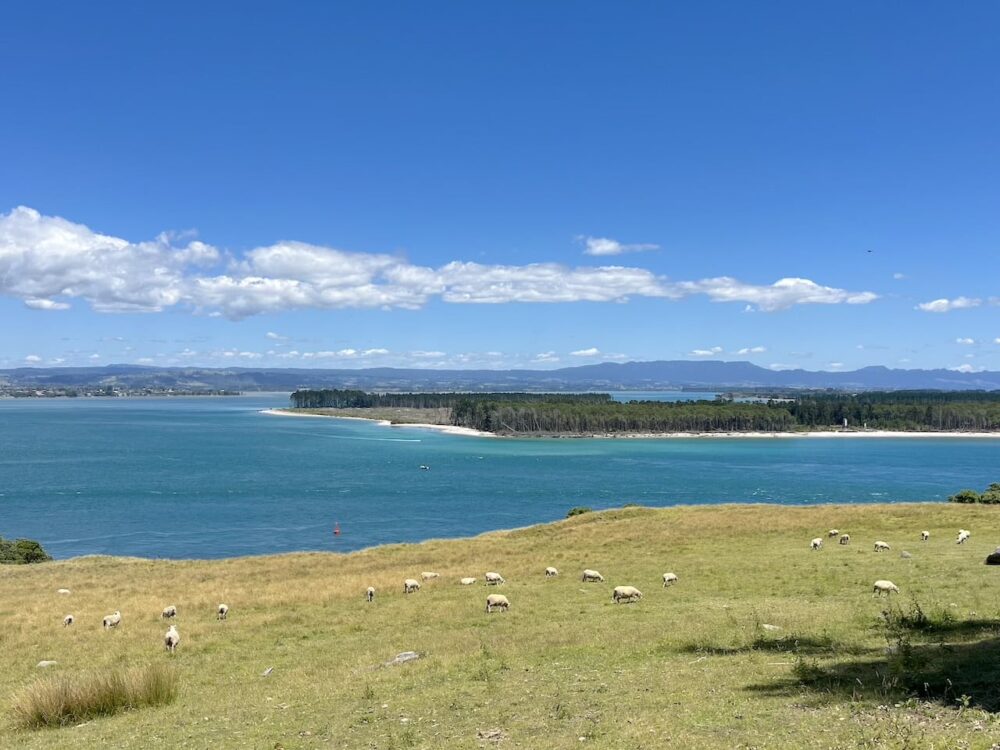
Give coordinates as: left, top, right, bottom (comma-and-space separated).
1, 394, 997, 560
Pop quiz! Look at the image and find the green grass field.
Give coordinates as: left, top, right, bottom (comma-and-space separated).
3, 503, 1000, 749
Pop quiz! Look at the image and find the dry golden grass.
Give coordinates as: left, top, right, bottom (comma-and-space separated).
12, 663, 177, 728
2, 503, 1000, 748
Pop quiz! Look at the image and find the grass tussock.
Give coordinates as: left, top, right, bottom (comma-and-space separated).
12, 663, 177, 729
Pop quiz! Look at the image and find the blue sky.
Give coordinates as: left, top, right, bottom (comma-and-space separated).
1, 2, 998, 372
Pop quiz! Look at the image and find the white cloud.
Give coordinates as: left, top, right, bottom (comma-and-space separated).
361, 348, 389, 356
265, 331, 287, 340
949, 364, 985, 373
579, 235, 659, 257
768, 363, 797, 371
736, 346, 766, 354
827, 362, 844, 369
917, 297, 982, 313
411, 350, 446, 358
676, 277, 878, 311
995, 338, 1000, 345
89, 353, 100, 360
24, 354, 42, 363
533, 351, 560, 363
24, 298, 70, 310
892, 272, 907, 280
571, 347, 601, 357
689, 346, 723, 357
956, 337, 976, 345
0, 206, 881, 319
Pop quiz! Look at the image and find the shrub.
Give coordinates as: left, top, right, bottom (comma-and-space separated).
947, 489, 982, 504
11, 664, 178, 729
0, 537, 51, 564
566, 507, 592, 518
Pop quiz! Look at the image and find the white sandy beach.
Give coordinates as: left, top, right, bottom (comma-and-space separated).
260, 408, 495, 437
260, 409, 1000, 439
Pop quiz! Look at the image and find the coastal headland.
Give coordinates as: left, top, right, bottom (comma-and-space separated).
4, 502, 1000, 748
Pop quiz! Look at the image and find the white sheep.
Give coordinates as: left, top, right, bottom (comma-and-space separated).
421, 571, 440, 581
164, 624, 180, 653
460, 577, 477, 585
921, 531, 930, 541
613, 585, 643, 603
102, 610, 122, 629
485, 572, 505, 586
161, 605, 177, 619
485, 594, 510, 613
872, 580, 900, 596
63, 614, 74, 627
404, 579, 421, 594
957, 530, 970, 545
581, 569, 604, 583
544, 567, 558, 577
366, 586, 375, 602
810, 537, 823, 550
828, 529, 840, 537
662, 572, 678, 587
874, 541, 890, 552
839, 533, 850, 545
217, 603, 229, 620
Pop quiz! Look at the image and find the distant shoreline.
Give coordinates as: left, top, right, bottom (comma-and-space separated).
261, 409, 1000, 439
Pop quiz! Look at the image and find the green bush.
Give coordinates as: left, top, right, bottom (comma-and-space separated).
947, 483, 1000, 504
0, 537, 51, 564
566, 506, 592, 518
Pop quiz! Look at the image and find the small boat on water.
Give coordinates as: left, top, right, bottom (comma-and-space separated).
419, 465, 430, 471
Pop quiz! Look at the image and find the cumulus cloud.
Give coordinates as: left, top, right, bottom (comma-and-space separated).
571, 347, 601, 357
579, 235, 659, 257
917, 297, 982, 313
0, 207, 880, 319
736, 346, 766, 354
24, 354, 41, 363
949, 364, 985, 374
676, 277, 878, 311
533, 351, 560, 363
689, 346, 723, 357
892, 272, 907, 280
956, 337, 976, 345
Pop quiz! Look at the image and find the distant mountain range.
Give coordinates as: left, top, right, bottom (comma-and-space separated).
2, 361, 999, 392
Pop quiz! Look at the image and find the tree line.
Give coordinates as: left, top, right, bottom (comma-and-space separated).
289, 389, 1000, 434
290, 389, 613, 409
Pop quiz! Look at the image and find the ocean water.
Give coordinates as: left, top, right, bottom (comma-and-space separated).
1, 394, 997, 560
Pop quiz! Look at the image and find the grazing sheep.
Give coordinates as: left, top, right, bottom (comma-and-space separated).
485, 594, 510, 613
421, 571, 440, 581
217, 603, 229, 620
874, 541, 890, 552
581, 569, 604, 583
485, 572, 505, 586
612, 585, 643, 603
161, 605, 177, 619
63, 614, 74, 627
957, 530, 971, 545
662, 573, 678, 587
545, 567, 558, 577
839, 533, 850, 545
366, 586, 375, 603
921, 531, 930, 541
828, 529, 840, 537
810, 537, 823, 550
460, 577, 477, 585
102, 610, 122, 629
404, 579, 421, 594
873, 580, 900, 596
164, 625, 180, 653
